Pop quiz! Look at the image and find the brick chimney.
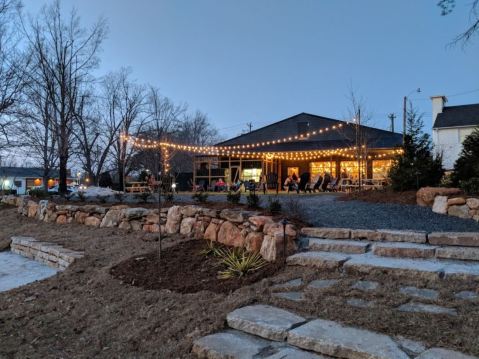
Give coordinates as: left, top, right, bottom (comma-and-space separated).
431, 95, 447, 124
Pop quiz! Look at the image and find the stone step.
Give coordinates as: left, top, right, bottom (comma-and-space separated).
287, 318, 409, 359
192, 329, 329, 359
307, 238, 370, 254
435, 246, 479, 262
226, 304, 306, 341
428, 232, 479, 247
416, 348, 477, 359
287, 252, 351, 270
372, 242, 438, 259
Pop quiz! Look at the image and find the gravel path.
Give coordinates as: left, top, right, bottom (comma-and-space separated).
173, 193, 479, 232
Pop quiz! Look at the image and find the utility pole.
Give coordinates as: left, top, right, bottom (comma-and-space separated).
356, 108, 361, 190
402, 96, 407, 144
388, 113, 396, 133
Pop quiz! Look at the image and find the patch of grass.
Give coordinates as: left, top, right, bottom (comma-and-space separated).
226, 190, 241, 204
216, 247, 267, 279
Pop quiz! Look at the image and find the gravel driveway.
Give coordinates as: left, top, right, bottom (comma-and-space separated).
174, 193, 479, 232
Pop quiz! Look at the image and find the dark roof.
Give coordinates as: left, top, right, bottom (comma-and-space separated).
0, 167, 60, 178
217, 112, 402, 151
433, 104, 479, 129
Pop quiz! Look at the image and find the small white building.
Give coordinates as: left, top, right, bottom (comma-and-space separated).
0, 167, 63, 195
432, 96, 479, 171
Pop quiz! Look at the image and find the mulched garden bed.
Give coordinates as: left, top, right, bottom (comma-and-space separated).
110, 240, 285, 294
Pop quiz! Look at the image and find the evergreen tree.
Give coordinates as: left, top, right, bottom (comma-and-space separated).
389, 103, 444, 191
451, 128, 479, 192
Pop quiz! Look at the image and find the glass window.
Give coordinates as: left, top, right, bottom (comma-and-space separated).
309, 162, 336, 178
372, 160, 393, 179
287, 167, 299, 178
242, 168, 261, 182
340, 161, 366, 180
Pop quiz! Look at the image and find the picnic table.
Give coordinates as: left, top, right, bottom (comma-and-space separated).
125, 182, 150, 193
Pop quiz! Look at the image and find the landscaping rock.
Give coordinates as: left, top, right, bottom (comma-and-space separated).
301, 227, 350, 239
118, 221, 132, 230
272, 278, 303, 291
84, 216, 101, 227
264, 346, 325, 358
56, 215, 67, 224
220, 209, 244, 223
415, 348, 476, 359
372, 242, 437, 259
436, 246, 479, 261
397, 302, 457, 316
394, 336, 427, 357
144, 212, 160, 224
416, 187, 461, 207
248, 215, 273, 231
287, 252, 350, 269
377, 229, 427, 243
202, 208, 218, 218
432, 195, 448, 214
74, 211, 89, 224
350, 229, 383, 241
180, 205, 201, 217
226, 304, 306, 341
0, 238, 11, 251
218, 221, 245, 248
203, 222, 219, 242
38, 200, 49, 220
143, 224, 159, 233
260, 234, 296, 262
123, 207, 150, 220
27, 200, 39, 218
272, 291, 304, 302
448, 205, 471, 219
287, 318, 409, 359
428, 232, 479, 247
192, 329, 272, 359
346, 298, 376, 308
100, 209, 123, 228
467, 198, 479, 210
454, 291, 478, 301
165, 206, 182, 234
307, 279, 338, 290
180, 217, 196, 237
351, 280, 379, 291
399, 286, 439, 300
308, 238, 370, 254
448, 197, 466, 206
245, 231, 264, 252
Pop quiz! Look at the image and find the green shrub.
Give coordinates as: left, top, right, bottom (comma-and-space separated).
268, 197, 282, 215
459, 178, 479, 195
226, 190, 241, 204
439, 173, 454, 187
216, 247, 267, 279
452, 128, 479, 186
192, 191, 208, 203
246, 192, 261, 209
28, 188, 48, 199
200, 240, 222, 257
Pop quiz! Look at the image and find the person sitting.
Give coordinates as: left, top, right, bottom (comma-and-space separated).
284, 176, 298, 193
215, 178, 226, 192
313, 174, 323, 192
321, 172, 331, 192
230, 179, 243, 192
291, 172, 298, 182
299, 172, 311, 193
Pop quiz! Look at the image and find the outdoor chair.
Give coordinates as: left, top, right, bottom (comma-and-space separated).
265, 173, 279, 194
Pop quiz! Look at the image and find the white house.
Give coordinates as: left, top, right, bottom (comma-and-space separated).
0, 167, 62, 194
432, 96, 479, 171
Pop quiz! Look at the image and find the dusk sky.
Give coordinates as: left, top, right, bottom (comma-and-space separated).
24, 0, 479, 139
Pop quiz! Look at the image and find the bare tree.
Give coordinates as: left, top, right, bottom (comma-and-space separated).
23, 0, 107, 193
103, 68, 146, 190
0, 0, 27, 150
438, 0, 479, 45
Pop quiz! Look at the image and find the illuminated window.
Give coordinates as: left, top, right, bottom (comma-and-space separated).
33, 178, 42, 186
242, 168, 261, 182
287, 167, 299, 178
309, 162, 336, 178
372, 160, 393, 179
340, 161, 366, 179
47, 179, 55, 187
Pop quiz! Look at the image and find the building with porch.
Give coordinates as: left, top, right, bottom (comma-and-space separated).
0, 167, 74, 194
193, 112, 403, 189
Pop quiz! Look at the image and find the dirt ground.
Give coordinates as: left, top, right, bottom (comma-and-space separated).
0, 206, 479, 358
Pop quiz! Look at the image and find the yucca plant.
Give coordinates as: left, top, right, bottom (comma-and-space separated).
200, 240, 222, 257
217, 247, 267, 279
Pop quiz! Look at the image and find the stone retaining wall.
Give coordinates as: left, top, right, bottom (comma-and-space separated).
10, 236, 84, 270
416, 187, 479, 222
2, 195, 298, 262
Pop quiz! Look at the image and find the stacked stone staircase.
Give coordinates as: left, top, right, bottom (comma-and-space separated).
193, 304, 476, 358
287, 228, 479, 281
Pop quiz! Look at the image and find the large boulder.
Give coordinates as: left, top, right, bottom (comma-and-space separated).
37, 200, 49, 220
180, 205, 201, 217
204, 222, 220, 241
217, 221, 245, 247
84, 216, 101, 227
122, 207, 150, 220
100, 209, 124, 228
0, 238, 11, 251
27, 200, 39, 218
219, 209, 245, 223
194, 220, 210, 240
245, 232, 264, 252
467, 198, 479, 210
180, 217, 196, 237
248, 216, 274, 232
447, 197, 466, 206
260, 234, 297, 262
448, 205, 471, 219
416, 187, 461, 207
165, 206, 182, 234
432, 196, 448, 215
